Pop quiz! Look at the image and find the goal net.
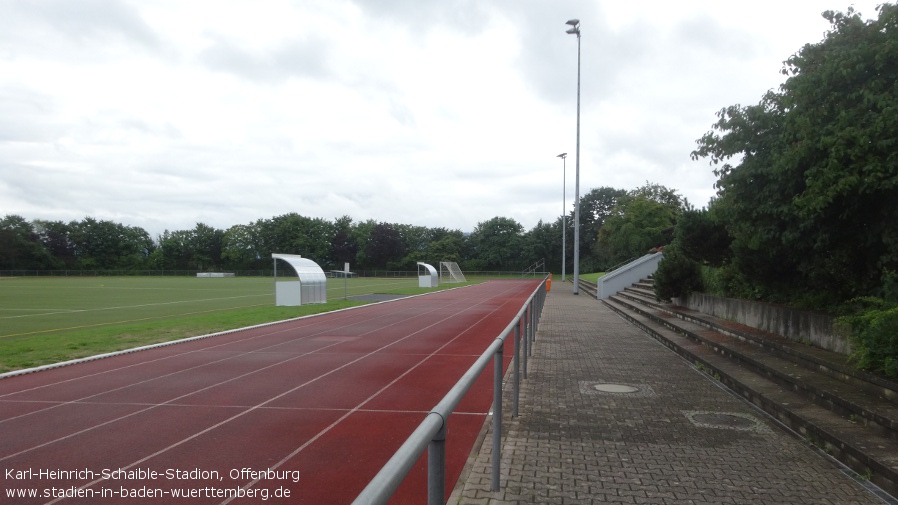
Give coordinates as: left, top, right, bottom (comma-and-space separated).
439, 261, 467, 283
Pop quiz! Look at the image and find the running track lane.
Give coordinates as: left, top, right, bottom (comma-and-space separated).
0, 280, 541, 504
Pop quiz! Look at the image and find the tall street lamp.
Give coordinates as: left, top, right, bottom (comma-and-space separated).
557, 153, 567, 283
565, 18, 581, 294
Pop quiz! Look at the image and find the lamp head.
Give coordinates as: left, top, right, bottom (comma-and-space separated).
557, 153, 567, 159
565, 19, 580, 26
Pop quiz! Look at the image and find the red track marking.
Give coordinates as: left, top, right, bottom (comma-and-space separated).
0, 280, 540, 504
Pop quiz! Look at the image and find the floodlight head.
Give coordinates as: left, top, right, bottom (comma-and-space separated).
566, 26, 579, 35
566, 19, 580, 26
557, 153, 567, 158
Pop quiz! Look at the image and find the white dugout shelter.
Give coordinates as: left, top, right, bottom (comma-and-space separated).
272, 254, 327, 306
417, 262, 438, 288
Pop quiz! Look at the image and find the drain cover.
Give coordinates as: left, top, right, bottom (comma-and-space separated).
593, 383, 640, 393
692, 413, 754, 429
683, 410, 768, 432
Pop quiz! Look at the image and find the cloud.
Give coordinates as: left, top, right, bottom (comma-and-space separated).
198, 34, 333, 83
0, 86, 65, 142
0, 0, 887, 238
1, 0, 161, 60
348, 0, 493, 34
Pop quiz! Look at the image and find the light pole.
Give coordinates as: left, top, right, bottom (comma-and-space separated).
557, 153, 567, 283
565, 18, 581, 294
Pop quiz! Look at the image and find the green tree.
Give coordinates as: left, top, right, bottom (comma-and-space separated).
0, 215, 60, 270
34, 220, 76, 268
578, 186, 628, 231
366, 222, 406, 269
158, 229, 195, 271
68, 217, 152, 270
653, 245, 703, 302
692, 4, 898, 307
575, 186, 628, 271
190, 223, 224, 271
522, 219, 559, 273
673, 206, 732, 268
427, 229, 467, 265
595, 197, 677, 267
222, 224, 262, 271
330, 216, 357, 269
396, 224, 431, 269
351, 220, 378, 269
468, 216, 524, 271
250, 213, 335, 269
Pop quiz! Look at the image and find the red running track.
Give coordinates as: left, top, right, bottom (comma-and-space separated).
0, 280, 541, 505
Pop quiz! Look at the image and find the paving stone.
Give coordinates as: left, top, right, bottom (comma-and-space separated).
450, 288, 888, 505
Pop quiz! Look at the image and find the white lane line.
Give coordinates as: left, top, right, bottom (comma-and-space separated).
0, 294, 270, 320
2, 283, 501, 448
0, 292, 428, 394
40, 284, 523, 504
223, 282, 528, 503
0, 299, 440, 427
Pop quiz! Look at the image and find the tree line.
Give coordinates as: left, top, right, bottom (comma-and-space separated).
653, 5, 898, 376
1, 182, 685, 275
657, 4, 898, 310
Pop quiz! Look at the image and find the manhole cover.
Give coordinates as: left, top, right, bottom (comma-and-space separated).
593, 383, 640, 393
579, 381, 655, 397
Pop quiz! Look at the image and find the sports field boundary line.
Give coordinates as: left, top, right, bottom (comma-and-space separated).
31, 282, 512, 504
0, 285, 473, 381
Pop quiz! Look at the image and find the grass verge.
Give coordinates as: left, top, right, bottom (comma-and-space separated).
0, 276, 488, 374
0, 301, 368, 373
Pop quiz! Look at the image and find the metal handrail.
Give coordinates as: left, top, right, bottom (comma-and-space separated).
521, 258, 546, 277
352, 277, 548, 505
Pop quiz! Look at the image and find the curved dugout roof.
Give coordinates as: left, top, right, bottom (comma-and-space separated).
272, 254, 327, 305
417, 262, 438, 288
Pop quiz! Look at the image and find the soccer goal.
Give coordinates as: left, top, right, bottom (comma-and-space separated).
328, 270, 358, 279
439, 261, 467, 283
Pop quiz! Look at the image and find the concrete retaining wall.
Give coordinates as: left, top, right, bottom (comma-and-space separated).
675, 292, 850, 355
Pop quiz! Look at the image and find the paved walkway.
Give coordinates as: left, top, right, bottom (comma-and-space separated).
451, 288, 891, 505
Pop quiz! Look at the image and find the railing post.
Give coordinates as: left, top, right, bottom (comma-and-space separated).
427, 420, 446, 505
513, 322, 520, 418
524, 303, 533, 358
526, 305, 533, 357
529, 296, 536, 342
521, 317, 528, 379
491, 345, 503, 491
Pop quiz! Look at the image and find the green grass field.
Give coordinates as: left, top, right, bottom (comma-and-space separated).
0, 275, 479, 373
581, 272, 606, 283
554, 272, 605, 283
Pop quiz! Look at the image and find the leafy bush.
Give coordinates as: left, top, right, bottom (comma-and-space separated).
837, 301, 898, 379
881, 269, 898, 303
653, 247, 703, 302
675, 208, 732, 267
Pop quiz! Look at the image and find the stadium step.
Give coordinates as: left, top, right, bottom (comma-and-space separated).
576, 277, 597, 298
600, 278, 898, 499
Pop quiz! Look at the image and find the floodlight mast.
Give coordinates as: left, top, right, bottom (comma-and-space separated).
565, 19, 582, 294
557, 153, 567, 283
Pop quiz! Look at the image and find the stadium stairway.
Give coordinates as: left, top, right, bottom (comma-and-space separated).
576, 276, 898, 499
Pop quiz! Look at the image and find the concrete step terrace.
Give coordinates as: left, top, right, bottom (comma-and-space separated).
603, 278, 898, 498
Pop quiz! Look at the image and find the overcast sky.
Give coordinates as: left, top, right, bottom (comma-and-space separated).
0, 0, 886, 237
